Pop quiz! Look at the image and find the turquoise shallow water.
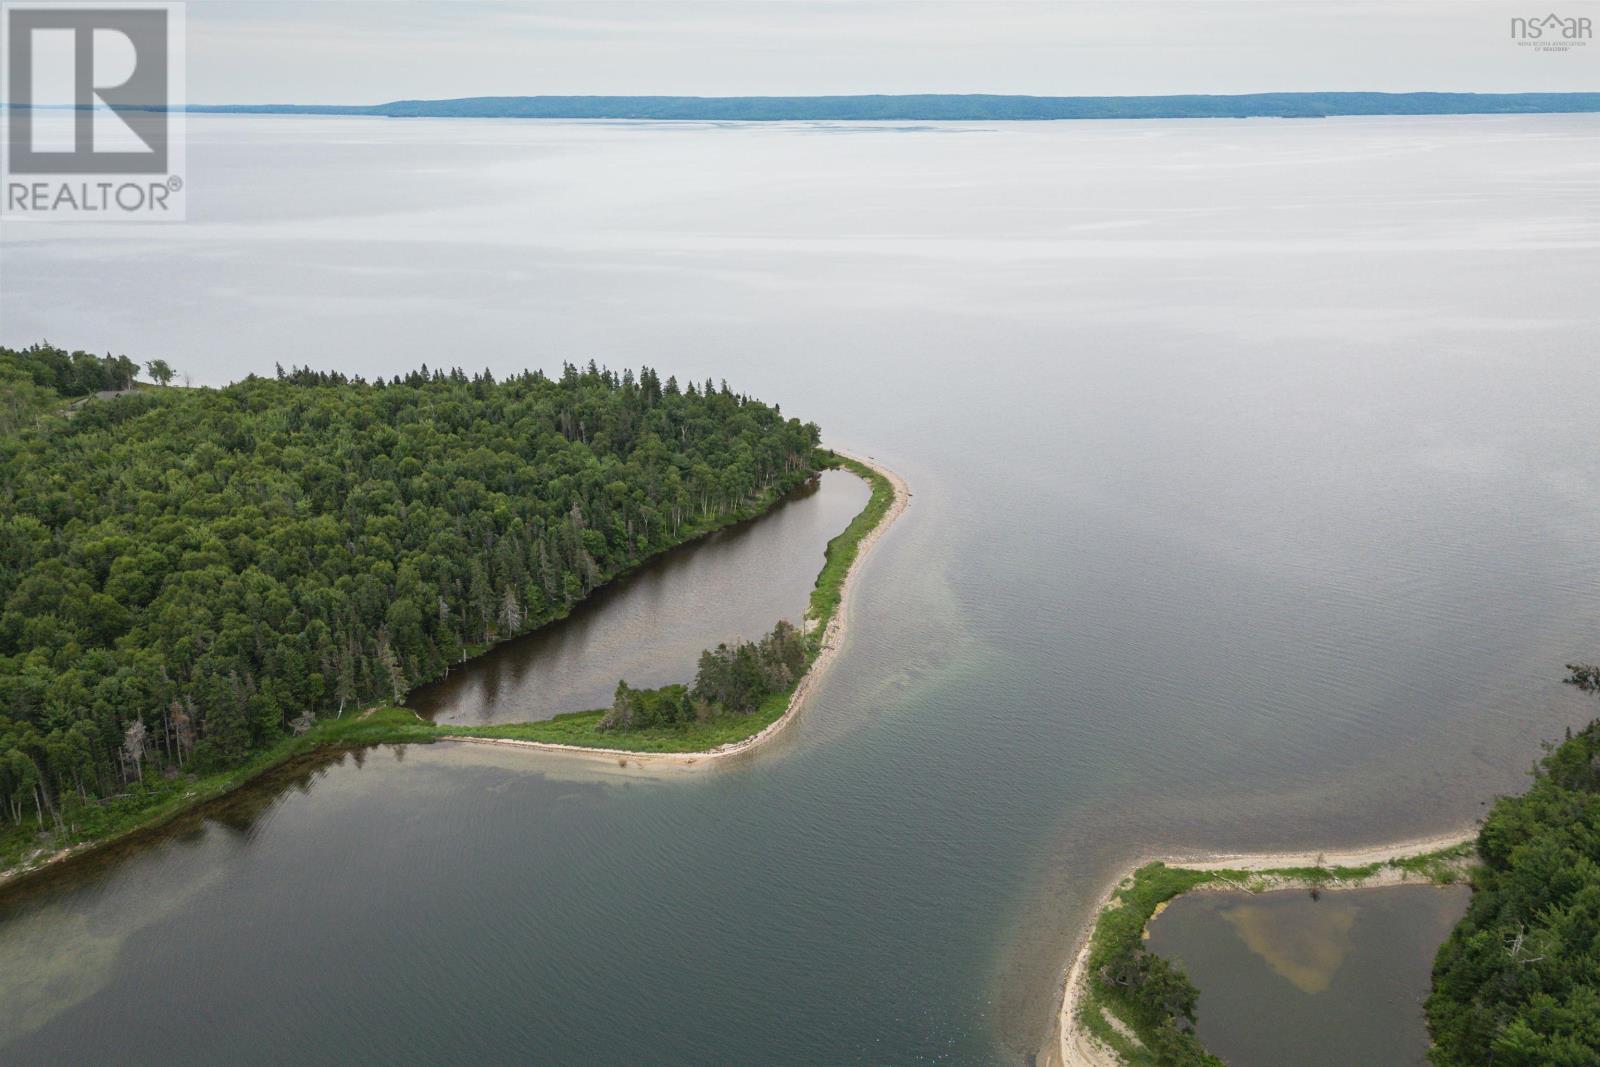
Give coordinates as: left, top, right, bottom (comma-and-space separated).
2, 114, 1599, 1064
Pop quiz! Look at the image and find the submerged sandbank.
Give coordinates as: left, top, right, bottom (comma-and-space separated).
1047, 828, 1477, 1067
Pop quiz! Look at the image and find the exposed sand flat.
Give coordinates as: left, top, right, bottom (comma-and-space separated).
1046, 828, 1478, 1067
441, 450, 910, 768
1174, 829, 1478, 874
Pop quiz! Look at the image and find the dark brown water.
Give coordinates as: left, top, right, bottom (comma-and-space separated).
408, 469, 869, 724
3, 115, 1599, 1065
1146, 884, 1472, 1066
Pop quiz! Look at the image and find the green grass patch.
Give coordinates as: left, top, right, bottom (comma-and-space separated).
444, 685, 793, 753
1391, 840, 1475, 884
0, 705, 441, 879
1081, 863, 1222, 1067
807, 452, 896, 632
1076, 843, 1476, 1066
431, 451, 894, 754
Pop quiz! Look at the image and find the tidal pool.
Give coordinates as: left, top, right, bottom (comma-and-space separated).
1146, 884, 1472, 1066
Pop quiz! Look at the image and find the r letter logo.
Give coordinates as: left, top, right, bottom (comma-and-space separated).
2, 3, 186, 220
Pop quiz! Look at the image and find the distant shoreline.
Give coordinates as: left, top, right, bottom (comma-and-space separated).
1046, 829, 1478, 1067
73, 91, 1600, 122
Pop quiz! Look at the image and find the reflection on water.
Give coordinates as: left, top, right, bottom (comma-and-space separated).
408, 469, 869, 724
1147, 884, 1471, 1066
0, 465, 868, 1052
3, 114, 1599, 1064
0, 748, 350, 1049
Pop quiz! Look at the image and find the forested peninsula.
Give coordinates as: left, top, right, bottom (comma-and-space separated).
0, 343, 840, 876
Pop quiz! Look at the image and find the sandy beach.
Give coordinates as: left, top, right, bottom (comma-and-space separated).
441, 450, 910, 769
1045, 827, 1479, 1067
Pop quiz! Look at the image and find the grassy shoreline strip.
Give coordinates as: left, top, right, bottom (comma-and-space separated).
0, 707, 451, 888
0, 465, 818, 881
1, 449, 900, 885
1071, 841, 1477, 1067
429, 449, 898, 753
807, 452, 897, 632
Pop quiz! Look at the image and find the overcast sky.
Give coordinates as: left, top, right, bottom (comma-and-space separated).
179, 1, 1599, 103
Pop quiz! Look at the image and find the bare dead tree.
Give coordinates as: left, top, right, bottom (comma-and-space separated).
122, 720, 147, 783
1503, 924, 1546, 966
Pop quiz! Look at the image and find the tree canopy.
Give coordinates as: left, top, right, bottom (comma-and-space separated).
1, 342, 140, 399
0, 345, 819, 839
598, 619, 810, 732
1427, 694, 1600, 1066
0, 343, 148, 437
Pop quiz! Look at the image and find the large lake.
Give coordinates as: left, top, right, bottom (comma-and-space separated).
3, 115, 1598, 1064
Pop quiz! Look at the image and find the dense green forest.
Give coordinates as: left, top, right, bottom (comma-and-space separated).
599, 619, 810, 731
0, 343, 819, 842
430, 451, 895, 755
1, 343, 151, 437
1, 343, 140, 398
1427, 691, 1600, 1065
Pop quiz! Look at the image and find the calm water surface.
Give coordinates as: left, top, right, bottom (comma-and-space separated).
3, 114, 1599, 1064
1147, 885, 1472, 1066
409, 469, 868, 724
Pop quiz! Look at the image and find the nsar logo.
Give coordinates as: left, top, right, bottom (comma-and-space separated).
1510, 11, 1593, 50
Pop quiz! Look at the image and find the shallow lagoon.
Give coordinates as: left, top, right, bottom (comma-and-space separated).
1147, 884, 1472, 1066
409, 468, 869, 724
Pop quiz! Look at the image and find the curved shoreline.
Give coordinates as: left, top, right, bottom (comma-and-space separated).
0, 451, 908, 888
1046, 827, 1478, 1067
440, 450, 910, 768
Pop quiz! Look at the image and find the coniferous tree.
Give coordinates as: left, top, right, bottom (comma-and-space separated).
0, 344, 821, 828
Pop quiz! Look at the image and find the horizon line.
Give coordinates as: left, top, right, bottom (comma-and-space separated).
5, 89, 1596, 107
7, 91, 1599, 121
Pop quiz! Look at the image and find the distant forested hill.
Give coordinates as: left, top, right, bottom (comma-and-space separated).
171, 92, 1600, 121
0, 345, 818, 830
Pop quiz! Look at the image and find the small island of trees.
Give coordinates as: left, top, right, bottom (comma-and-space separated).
600, 620, 810, 731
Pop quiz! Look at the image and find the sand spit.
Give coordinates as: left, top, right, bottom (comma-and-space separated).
0, 454, 908, 887
440, 450, 910, 769
1045, 828, 1478, 1067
